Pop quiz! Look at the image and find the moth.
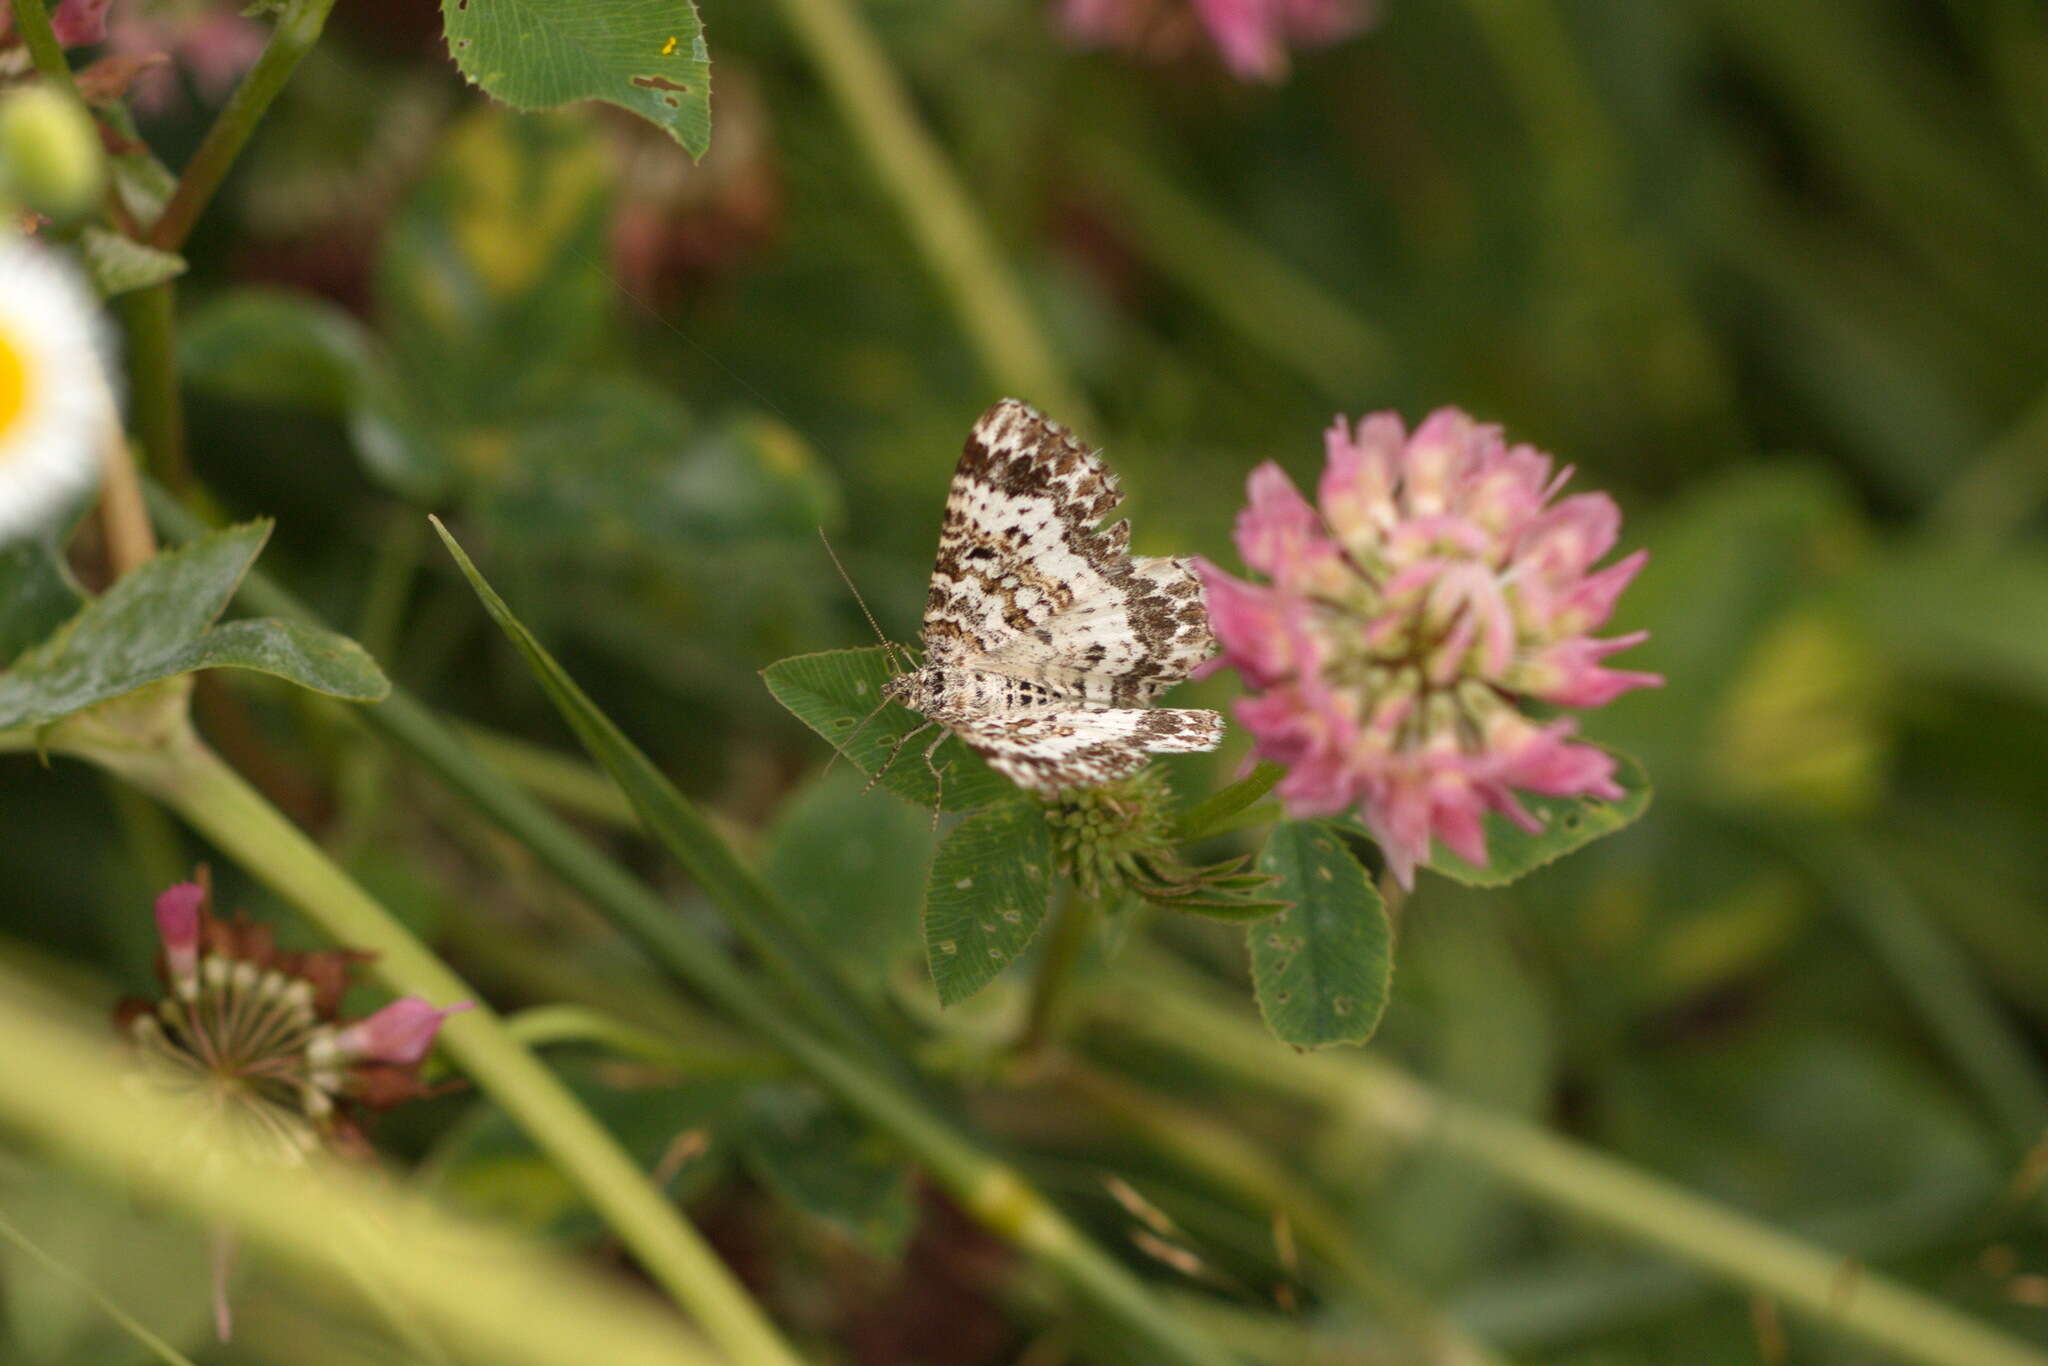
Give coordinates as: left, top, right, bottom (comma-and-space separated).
858, 399, 1225, 803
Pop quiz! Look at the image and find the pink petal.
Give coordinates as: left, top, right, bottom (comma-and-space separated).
334, 999, 473, 1066
1320, 411, 1405, 543
1192, 0, 1289, 79
1192, 559, 1304, 689
1234, 461, 1333, 581
1278, 0, 1374, 45
1520, 632, 1662, 707
1516, 491, 1622, 580
182, 13, 268, 99
1403, 409, 1500, 517
154, 882, 204, 983
1360, 775, 1431, 890
51, 0, 111, 45
1428, 772, 1491, 867
1548, 548, 1648, 635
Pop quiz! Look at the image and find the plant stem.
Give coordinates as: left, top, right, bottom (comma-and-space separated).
144, 487, 1237, 1366
504, 1004, 791, 1080
1107, 960, 2048, 1366
1458, 0, 1732, 429
1456, 0, 1627, 228
1174, 761, 1285, 842
453, 722, 641, 829
101, 774, 187, 891
431, 516, 912, 1086
122, 283, 187, 486
388, 694, 1232, 1365
6, 0, 80, 97
432, 892, 739, 1044
1790, 825, 2048, 1152
1020, 886, 1098, 1056
1930, 383, 2048, 541
74, 719, 803, 1366
98, 431, 159, 575
0, 987, 734, 1366
0, 1206, 200, 1366
148, 0, 338, 250
1061, 1062, 1508, 1366
1080, 140, 1393, 400
767, 0, 1089, 425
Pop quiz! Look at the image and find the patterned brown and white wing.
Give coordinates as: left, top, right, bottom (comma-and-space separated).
921, 399, 1213, 699
950, 706, 1226, 796
920, 399, 1122, 665
977, 552, 1212, 705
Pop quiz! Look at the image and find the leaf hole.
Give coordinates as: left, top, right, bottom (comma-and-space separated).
954, 877, 972, 890
632, 74, 694, 97
937, 940, 958, 956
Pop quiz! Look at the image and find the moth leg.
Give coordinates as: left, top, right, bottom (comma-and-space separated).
828, 696, 895, 779
865, 719, 934, 793
920, 727, 953, 832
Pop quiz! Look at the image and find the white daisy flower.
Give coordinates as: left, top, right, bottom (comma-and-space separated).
0, 236, 111, 545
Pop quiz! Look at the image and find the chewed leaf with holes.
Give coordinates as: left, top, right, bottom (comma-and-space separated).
1250, 821, 1391, 1048
923, 801, 1055, 1006
762, 648, 1012, 812
1422, 748, 1652, 887
440, 0, 712, 157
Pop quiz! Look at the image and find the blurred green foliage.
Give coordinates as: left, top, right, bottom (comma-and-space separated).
6, 0, 2048, 1362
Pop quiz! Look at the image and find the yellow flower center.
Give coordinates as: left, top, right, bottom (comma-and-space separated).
0, 326, 28, 444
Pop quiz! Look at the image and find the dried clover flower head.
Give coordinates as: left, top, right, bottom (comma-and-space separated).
120, 874, 468, 1164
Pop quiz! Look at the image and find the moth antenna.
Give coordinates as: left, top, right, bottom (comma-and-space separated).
818, 527, 906, 674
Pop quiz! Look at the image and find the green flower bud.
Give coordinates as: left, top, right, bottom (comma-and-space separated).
0, 85, 106, 222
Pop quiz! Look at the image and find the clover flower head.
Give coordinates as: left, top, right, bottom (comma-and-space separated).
105, 8, 269, 112
1058, 0, 1374, 82
1046, 768, 1180, 900
1045, 769, 1279, 913
0, 0, 110, 45
118, 875, 467, 1342
1195, 408, 1662, 887
120, 873, 466, 1164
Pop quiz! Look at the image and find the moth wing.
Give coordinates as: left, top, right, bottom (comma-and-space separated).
919, 399, 1125, 668
950, 706, 1224, 796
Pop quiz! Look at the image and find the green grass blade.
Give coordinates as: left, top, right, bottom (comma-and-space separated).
429, 518, 907, 1079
